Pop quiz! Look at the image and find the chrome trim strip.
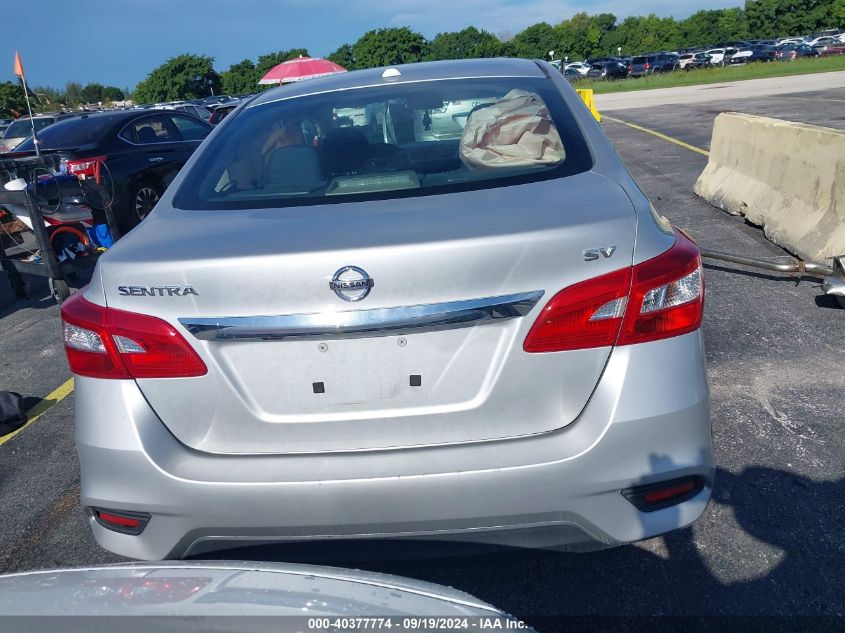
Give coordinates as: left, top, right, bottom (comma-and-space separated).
179, 290, 544, 342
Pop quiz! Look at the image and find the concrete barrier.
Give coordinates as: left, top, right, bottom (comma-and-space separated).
576, 89, 601, 122
694, 113, 845, 262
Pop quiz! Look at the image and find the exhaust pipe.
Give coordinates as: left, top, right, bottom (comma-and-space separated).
699, 248, 845, 308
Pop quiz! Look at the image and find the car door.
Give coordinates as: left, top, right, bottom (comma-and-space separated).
165, 113, 212, 172
125, 113, 185, 188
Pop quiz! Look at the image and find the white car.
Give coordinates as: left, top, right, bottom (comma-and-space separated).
705, 48, 737, 65
806, 36, 840, 50
677, 53, 697, 69
565, 62, 590, 75
776, 37, 806, 46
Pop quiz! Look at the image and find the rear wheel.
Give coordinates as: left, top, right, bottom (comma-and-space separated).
132, 181, 163, 222
49, 278, 70, 304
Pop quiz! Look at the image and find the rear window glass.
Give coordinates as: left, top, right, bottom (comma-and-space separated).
174, 77, 592, 210
632, 57, 647, 64
4, 117, 54, 140
13, 116, 114, 151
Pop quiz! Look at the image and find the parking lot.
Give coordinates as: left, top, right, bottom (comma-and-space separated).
1, 76, 843, 625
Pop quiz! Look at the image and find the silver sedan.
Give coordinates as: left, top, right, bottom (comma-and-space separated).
61, 58, 712, 560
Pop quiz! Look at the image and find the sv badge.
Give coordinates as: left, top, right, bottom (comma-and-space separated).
582, 246, 617, 262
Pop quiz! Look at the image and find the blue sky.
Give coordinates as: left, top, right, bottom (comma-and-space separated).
3, 0, 743, 90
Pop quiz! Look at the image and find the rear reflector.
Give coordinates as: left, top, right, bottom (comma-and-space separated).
622, 476, 704, 512
61, 292, 207, 379
92, 508, 150, 535
524, 230, 703, 353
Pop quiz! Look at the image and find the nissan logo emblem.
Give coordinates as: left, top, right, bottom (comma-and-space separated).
330, 266, 374, 302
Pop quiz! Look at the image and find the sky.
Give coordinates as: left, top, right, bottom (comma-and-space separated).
3, 0, 743, 90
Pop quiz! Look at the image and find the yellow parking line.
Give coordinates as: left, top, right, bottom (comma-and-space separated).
603, 115, 711, 157
0, 378, 74, 446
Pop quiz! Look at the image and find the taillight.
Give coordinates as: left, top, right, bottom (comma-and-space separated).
92, 507, 150, 535
65, 155, 107, 183
645, 62, 651, 69
618, 230, 703, 345
524, 230, 703, 353
622, 476, 704, 512
61, 293, 207, 379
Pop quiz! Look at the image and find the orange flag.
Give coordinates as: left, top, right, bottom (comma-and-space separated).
13, 51, 24, 79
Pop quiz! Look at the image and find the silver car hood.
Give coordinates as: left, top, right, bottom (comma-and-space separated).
0, 561, 512, 618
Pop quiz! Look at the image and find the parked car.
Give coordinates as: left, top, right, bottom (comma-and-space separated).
684, 52, 713, 69
820, 44, 845, 57
60, 58, 712, 561
586, 61, 629, 80
564, 61, 591, 75
729, 45, 776, 64
10, 109, 211, 231
161, 103, 212, 121
0, 112, 80, 153
677, 53, 697, 69
776, 43, 820, 60
208, 101, 242, 125
806, 36, 840, 50
563, 67, 583, 82
0, 562, 526, 625
628, 53, 678, 77
705, 48, 738, 65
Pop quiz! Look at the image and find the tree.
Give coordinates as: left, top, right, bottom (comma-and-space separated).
0, 82, 27, 118
133, 54, 221, 103
426, 27, 503, 61
102, 86, 125, 102
64, 81, 83, 107
327, 43, 355, 70
82, 82, 105, 103
221, 59, 258, 95
352, 27, 427, 68
510, 23, 559, 59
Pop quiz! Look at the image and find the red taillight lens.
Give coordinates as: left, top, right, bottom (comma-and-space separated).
61, 293, 207, 379
645, 62, 651, 69
65, 155, 107, 184
524, 230, 703, 353
618, 231, 703, 345
523, 268, 631, 353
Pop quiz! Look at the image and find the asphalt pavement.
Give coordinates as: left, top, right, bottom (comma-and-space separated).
0, 77, 843, 626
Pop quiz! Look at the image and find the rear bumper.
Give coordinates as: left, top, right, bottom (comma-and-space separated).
76, 331, 713, 560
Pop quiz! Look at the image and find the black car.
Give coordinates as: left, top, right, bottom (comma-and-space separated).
729, 45, 776, 64
628, 53, 679, 77
776, 44, 820, 60
586, 61, 629, 80
11, 109, 211, 231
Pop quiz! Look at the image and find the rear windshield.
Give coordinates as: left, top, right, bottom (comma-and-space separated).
14, 116, 114, 152
174, 77, 592, 210
632, 57, 648, 64
4, 117, 54, 140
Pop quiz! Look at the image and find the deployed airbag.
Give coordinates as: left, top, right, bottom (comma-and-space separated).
460, 89, 565, 169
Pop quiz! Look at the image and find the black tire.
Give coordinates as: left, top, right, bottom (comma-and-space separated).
49, 278, 70, 304
130, 181, 164, 223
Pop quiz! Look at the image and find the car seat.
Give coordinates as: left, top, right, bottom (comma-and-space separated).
264, 145, 325, 194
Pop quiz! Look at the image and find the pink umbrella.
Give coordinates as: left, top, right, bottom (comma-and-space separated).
258, 55, 347, 85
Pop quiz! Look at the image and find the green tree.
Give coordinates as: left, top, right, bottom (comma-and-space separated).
0, 81, 27, 118
220, 58, 258, 95
81, 82, 105, 103
133, 54, 221, 103
425, 27, 503, 61
102, 86, 125, 102
327, 43, 356, 69
64, 81, 83, 107
352, 27, 427, 68
511, 22, 559, 59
